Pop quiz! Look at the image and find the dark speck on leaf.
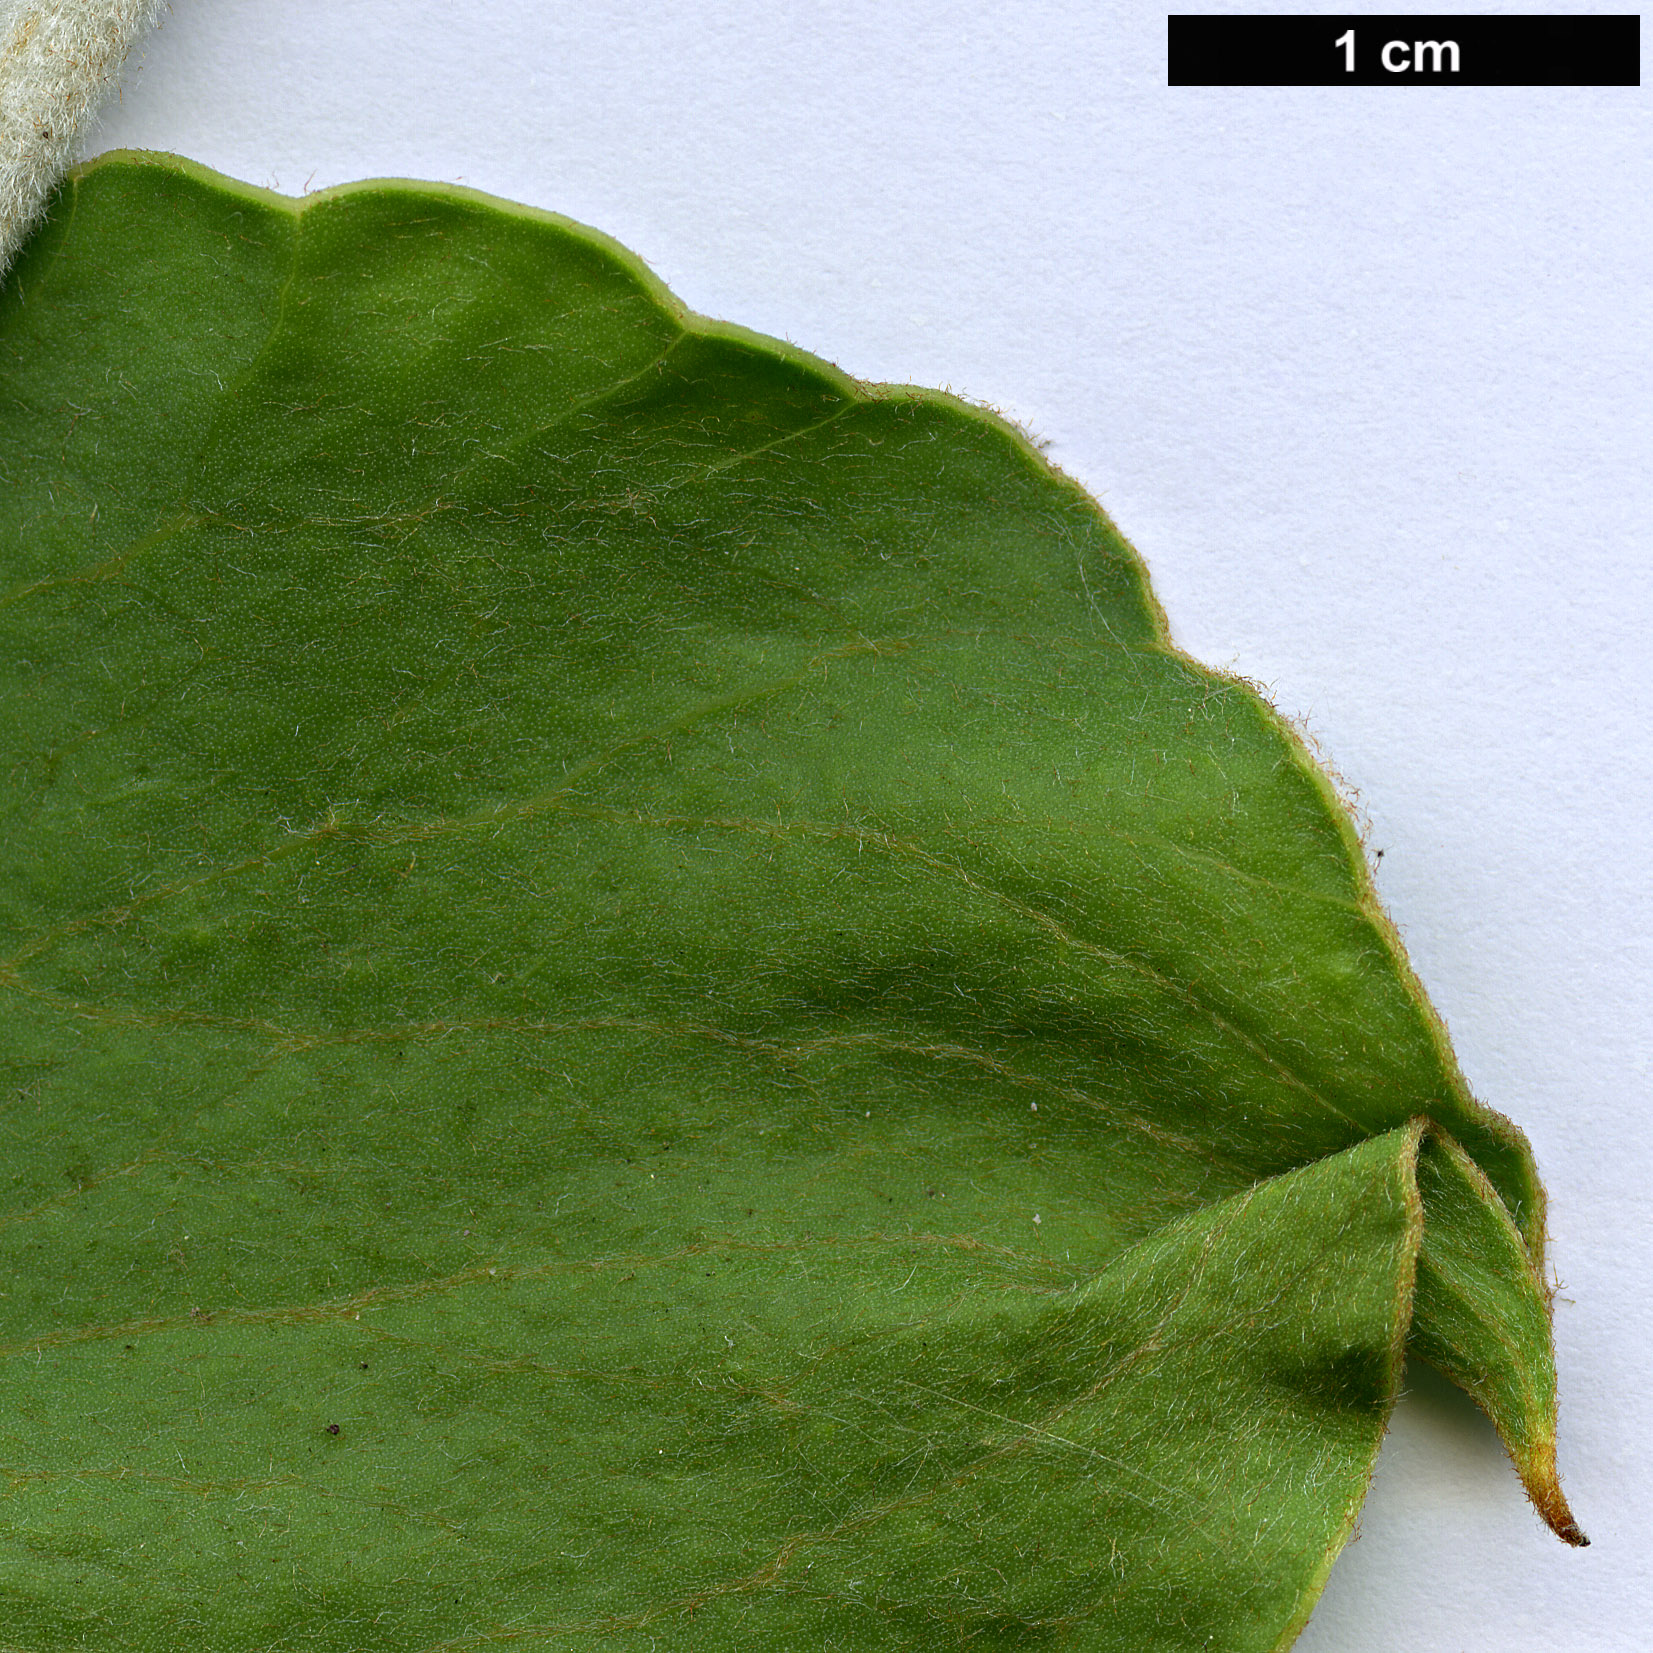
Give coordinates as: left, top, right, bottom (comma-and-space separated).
326, 1423, 340, 1436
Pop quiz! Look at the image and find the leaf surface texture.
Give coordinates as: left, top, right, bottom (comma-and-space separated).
0, 155, 1580, 1653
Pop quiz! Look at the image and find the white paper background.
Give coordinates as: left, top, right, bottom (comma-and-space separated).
82, 2, 1652, 1646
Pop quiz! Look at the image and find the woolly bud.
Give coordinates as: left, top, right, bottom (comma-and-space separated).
0, 0, 167, 276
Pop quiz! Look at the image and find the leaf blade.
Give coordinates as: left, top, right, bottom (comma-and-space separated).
0, 152, 1579, 1652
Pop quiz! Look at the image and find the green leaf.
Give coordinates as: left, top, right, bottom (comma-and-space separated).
0, 152, 1581, 1652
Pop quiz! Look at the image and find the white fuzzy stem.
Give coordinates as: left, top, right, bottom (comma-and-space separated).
0, 0, 166, 277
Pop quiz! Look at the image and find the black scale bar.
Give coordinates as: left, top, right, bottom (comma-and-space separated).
1168, 14, 1641, 86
